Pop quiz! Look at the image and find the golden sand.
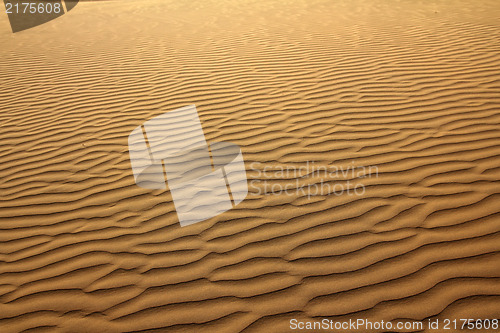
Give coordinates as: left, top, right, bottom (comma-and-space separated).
1, 0, 499, 331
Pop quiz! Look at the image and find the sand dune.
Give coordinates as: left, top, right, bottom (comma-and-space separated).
1, 0, 499, 332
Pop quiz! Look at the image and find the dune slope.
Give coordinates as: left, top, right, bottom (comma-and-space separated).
1, 0, 499, 332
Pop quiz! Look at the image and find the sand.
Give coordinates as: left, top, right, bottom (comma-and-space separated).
1, 0, 499, 332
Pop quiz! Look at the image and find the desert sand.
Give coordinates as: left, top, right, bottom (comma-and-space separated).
1, 0, 499, 332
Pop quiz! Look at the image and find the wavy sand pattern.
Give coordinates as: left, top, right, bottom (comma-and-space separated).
1, 0, 499, 332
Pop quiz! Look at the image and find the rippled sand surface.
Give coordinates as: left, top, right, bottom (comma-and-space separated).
1, 0, 499, 332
